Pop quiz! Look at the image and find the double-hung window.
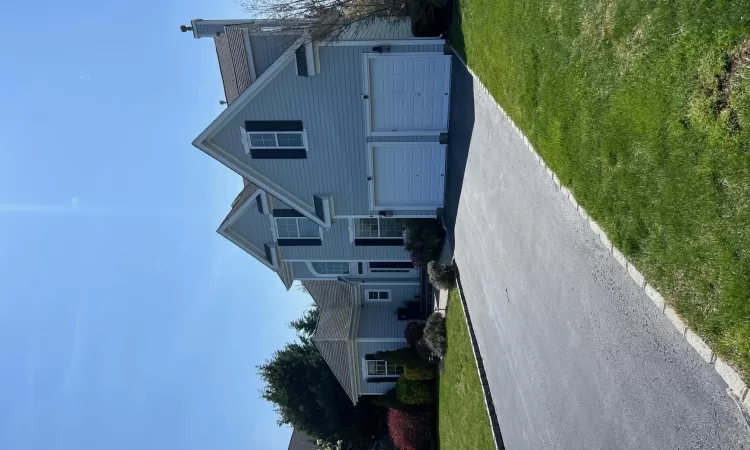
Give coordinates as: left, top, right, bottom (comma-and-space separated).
364, 289, 391, 302
353, 217, 404, 246
276, 217, 320, 239
365, 360, 403, 378
242, 121, 307, 159
274, 212, 322, 247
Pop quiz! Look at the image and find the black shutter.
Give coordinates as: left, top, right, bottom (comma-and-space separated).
355, 238, 404, 246
263, 244, 273, 263
277, 239, 322, 246
249, 148, 306, 159
295, 46, 308, 77
244, 121, 303, 132
369, 262, 414, 269
257, 198, 265, 214
366, 377, 396, 383
272, 209, 304, 217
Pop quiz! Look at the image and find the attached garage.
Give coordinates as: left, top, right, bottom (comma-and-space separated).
370, 143, 446, 209
364, 53, 451, 135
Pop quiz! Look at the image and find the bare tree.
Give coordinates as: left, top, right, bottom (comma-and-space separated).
240, 0, 408, 41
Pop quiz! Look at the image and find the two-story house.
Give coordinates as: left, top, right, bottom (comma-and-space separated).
183, 17, 451, 403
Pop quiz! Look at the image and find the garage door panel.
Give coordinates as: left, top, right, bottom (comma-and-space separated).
368, 55, 451, 133
372, 145, 446, 208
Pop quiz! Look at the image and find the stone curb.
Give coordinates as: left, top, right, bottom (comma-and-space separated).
450, 270, 506, 450
448, 44, 750, 420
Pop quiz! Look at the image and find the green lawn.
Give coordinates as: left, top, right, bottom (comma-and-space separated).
451, 0, 750, 379
438, 290, 496, 450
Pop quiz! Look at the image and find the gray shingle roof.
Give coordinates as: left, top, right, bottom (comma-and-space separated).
219, 180, 259, 230
304, 280, 359, 403
214, 26, 253, 105
288, 428, 318, 450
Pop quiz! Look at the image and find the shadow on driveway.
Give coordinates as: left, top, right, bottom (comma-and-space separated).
443, 55, 475, 249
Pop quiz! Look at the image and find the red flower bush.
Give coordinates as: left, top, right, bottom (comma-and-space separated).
387, 408, 431, 450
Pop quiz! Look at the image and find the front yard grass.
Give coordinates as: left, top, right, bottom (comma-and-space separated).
438, 290, 495, 450
451, 0, 750, 379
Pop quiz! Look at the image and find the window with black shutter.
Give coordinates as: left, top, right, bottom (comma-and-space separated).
241, 121, 307, 159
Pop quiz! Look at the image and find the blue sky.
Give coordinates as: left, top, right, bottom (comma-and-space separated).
0, 0, 312, 448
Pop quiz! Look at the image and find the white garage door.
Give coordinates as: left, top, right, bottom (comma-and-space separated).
371, 144, 446, 208
367, 54, 451, 134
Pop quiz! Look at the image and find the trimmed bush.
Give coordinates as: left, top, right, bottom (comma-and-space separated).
414, 339, 440, 364
371, 388, 414, 412
423, 313, 447, 358
404, 321, 425, 347
404, 219, 445, 266
387, 409, 431, 450
404, 365, 435, 381
374, 347, 431, 370
396, 377, 435, 405
427, 261, 456, 290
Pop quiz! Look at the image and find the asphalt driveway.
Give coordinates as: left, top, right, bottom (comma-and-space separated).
444, 57, 750, 449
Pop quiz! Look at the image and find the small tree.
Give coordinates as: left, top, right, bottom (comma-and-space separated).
427, 261, 456, 289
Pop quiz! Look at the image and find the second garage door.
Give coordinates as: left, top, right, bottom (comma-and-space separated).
371, 144, 446, 209
367, 54, 451, 134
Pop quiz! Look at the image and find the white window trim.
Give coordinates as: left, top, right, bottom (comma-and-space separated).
275, 217, 322, 239
306, 261, 355, 277
240, 128, 309, 155
364, 289, 391, 302
354, 217, 404, 239
361, 358, 402, 379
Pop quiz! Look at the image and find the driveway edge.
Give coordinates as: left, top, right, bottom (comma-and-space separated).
448, 46, 750, 420
450, 272, 506, 450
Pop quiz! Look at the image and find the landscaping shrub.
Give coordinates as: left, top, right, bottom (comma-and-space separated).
404, 365, 435, 381
371, 388, 414, 412
374, 347, 431, 370
404, 321, 425, 347
427, 261, 456, 290
396, 377, 435, 404
387, 409, 431, 450
403, 219, 445, 266
415, 339, 440, 364
423, 313, 447, 358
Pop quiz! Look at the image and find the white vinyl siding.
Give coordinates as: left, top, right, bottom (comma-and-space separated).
210, 44, 445, 215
